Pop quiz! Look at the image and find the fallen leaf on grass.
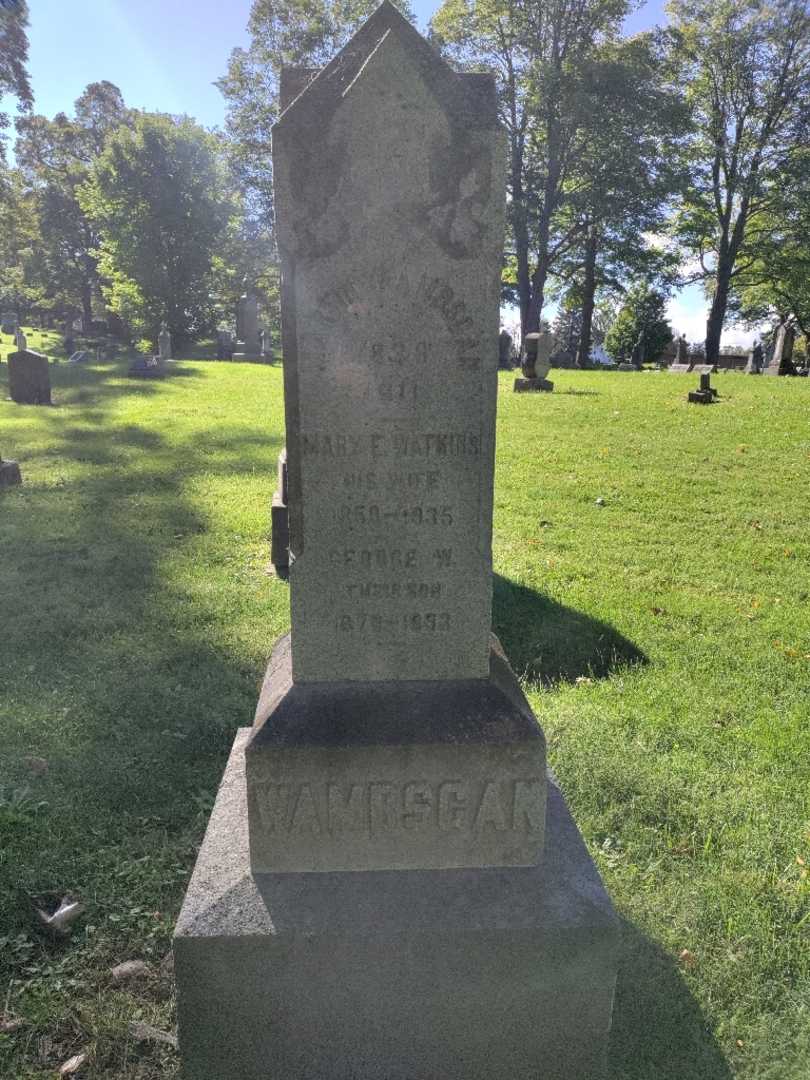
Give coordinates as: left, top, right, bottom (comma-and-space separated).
678, 948, 697, 968
128, 1021, 178, 1049
59, 1051, 88, 1075
0, 1015, 25, 1034
36, 897, 85, 935
111, 959, 151, 983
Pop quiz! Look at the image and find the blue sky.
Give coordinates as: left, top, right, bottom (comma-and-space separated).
3, 0, 749, 345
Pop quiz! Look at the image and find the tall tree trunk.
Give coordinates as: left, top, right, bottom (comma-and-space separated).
576, 226, 598, 369
705, 256, 732, 365
80, 282, 93, 333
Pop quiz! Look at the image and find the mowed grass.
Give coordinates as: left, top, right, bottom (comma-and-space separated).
1, 346, 808, 1078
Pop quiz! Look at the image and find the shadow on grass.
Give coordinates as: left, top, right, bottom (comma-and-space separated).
609, 920, 732, 1079
493, 574, 646, 684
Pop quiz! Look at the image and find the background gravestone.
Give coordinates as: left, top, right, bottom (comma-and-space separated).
158, 323, 172, 361
764, 324, 796, 376
0, 454, 22, 487
8, 350, 51, 405
174, 8, 618, 1080
514, 330, 554, 391
233, 285, 261, 360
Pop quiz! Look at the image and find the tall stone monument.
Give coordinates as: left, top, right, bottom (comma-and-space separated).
174, 7, 618, 1079
764, 324, 796, 376
233, 281, 261, 361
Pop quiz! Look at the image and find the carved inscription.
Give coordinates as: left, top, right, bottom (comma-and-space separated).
251, 778, 545, 837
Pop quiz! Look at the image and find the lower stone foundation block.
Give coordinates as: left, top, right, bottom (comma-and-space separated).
174, 730, 619, 1080
513, 376, 554, 392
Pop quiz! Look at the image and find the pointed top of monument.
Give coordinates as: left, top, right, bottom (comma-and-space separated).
275, 0, 498, 133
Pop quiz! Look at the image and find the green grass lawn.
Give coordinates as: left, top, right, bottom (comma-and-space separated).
1, 345, 808, 1078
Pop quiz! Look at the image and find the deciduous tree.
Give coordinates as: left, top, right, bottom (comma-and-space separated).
670, 0, 810, 363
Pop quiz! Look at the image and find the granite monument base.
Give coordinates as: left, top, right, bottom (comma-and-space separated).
245, 635, 547, 873
174, 729, 619, 1080
513, 376, 554, 392
688, 389, 715, 404
0, 459, 22, 487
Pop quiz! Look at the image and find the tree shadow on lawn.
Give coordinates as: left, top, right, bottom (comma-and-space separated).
609, 920, 732, 1079
493, 574, 646, 685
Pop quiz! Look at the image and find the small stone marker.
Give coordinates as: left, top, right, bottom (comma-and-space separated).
14, 328, 27, 353
514, 330, 554, 391
0, 454, 22, 487
688, 371, 717, 404
174, 8, 618, 1080
669, 362, 691, 373
269, 447, 290, 577
67, 351, 89, 365
128, 353, 164, 378
8, 350, 51, 405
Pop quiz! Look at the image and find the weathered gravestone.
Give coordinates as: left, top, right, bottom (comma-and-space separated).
8, 350, 51, 405
745, 341, 764, 374
1, 311, 18, 336
215, 328, 233, 360
764, 324, 796, 376
15, 328, 27, 353
234, 282, 261, 361
498, 327, 513, 369
174, 8, 618, 1079
0, 454, 22, 487
688, 371, 718, 404
514, 330, 554, 391
158, 322, 173, 362
269, 446, 290, 577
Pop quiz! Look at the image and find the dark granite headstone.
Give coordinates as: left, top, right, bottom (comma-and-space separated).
8, 350, 51, 405
0, 456, 22, 487
688, 371, 717, 404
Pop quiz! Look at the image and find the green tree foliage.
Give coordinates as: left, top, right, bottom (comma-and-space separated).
431, 0, 629, 341
549, 32, 688, 366
731, 147, 810, 338
80, 113, 235, 344
217, 0, 414, 228
0, 0, 33, 157
14, 82, 131, 327
604, 282, 673, 362
0, 159, 42, 314
669, 0, 810, 364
